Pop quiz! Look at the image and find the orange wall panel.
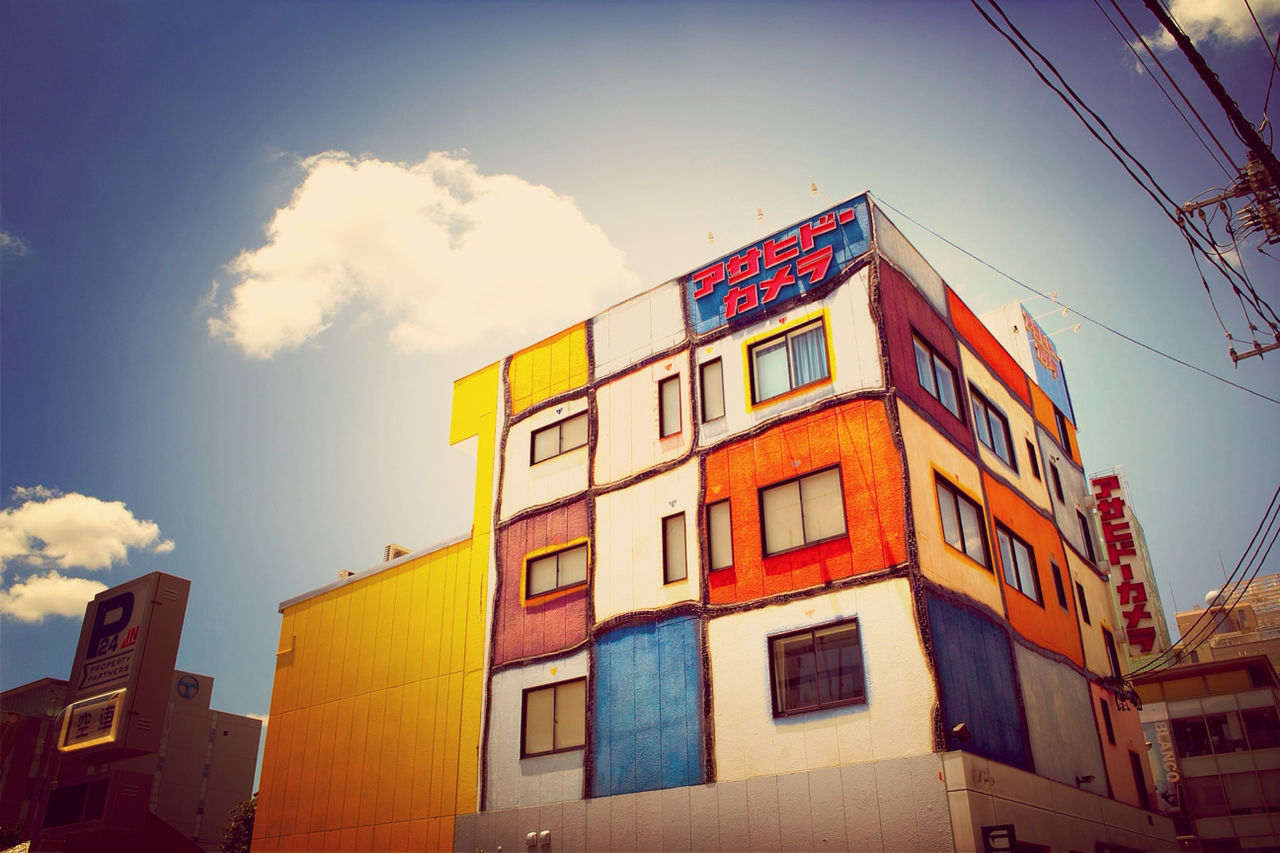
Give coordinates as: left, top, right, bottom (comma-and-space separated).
947, 286, 1030, 407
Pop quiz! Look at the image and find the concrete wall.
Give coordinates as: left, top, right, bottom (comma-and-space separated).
707, 580, 934, 781
1013, 645, 1107, 794
1068, 550, 1114, 679
592, 281, 686, 380
485, 651, 589, 810
593, 350, 692, 487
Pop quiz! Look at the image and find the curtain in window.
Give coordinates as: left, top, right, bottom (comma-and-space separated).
789, 325, 828, 388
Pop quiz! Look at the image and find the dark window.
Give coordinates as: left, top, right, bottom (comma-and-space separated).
1184, 776, 1228, 818
996, 524, 1040, 604
970, 387, 1016, 469
1243, 706, 1280, 749
750, 320, 830, 404
1102, 627, 1122, 679
1172, 717, 1212, 757
1025, 439, 1041, 480
1222, 771, 1267, 814
1075, 581, 1092, 624
1130, 750, 1152, 810
707, 500, 733, 571
769, 619, 865, 716
659, 375, 682, 437
521, 678, 586, 757
1054, 407, 1072, 455
700, 358, 725, 422
1077, 511, 1098, 563
759, 466, 847, 556
1050, 561, 1068, 610
934, 476, 989, 567
526, 544, 588, 597
1100, 698, 1116, 744
1050, 463, 1065, 503
662, 512, 687, 583
912, 334, 961, 419
531, 412, 588, 464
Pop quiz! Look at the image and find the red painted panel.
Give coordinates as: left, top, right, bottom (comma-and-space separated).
493, 499, 590, 665
1091, 681, 1153, 809
982, 474, 1083, 666
704, 399, 907, 605
947, 286, 1031, 406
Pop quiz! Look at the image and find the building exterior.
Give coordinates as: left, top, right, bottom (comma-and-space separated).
0, 679, 68, 834
1134, 655, 1280, 851
1175, 575, 1280, 672
254, 193, 1176, 851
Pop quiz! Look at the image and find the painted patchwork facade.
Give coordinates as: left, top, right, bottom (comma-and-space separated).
255, 194, 1175, 851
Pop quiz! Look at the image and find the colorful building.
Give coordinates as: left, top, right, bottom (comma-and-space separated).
254, 194, 1176, 851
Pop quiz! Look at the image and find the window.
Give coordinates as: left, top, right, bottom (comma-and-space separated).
662, 513, 687, 583
750, 320, 830, 404
760, 466, 847, 556
995, 524, 1040, 604
1130, 751, 1152, 811
707, 500, 733, 571
1100, 698, 1116, 744
969, 387, 1016, 469
531, 412, 588, 464
526, 544, 588, 597
934, 477, 989, 567
1077, 511, 1097, 563
912, 335, 961, 418
521, 678, 586, 757
1075, 581, 1092, 624
659, 375, 681, 438
1025, 439, 1041, 480
700, 359, 725, 422
1049, 463, 1065, 503
1054, 407, 1072, 454
1050, 561, 1068, 610
768, 619, 865, 716
1243, 707, 1280, 749
1102, 627, 1122, 679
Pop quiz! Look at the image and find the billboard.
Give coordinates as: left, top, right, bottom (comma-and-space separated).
58, 572, 189, 757
1020, 308, 1074, 422
1090, 474, 1166, 658
683, 195, 872, 334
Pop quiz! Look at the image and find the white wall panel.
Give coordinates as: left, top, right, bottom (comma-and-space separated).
872, 204, 948, 316
1014, 645, 1108, 794
591, 281, 686, 380
486, 651, 589, 809
594, 351, 692, 487
707, 578, 934, 782
500, 396, 590, 521
1037, 424, 1095, 562
593, 460, 701, 624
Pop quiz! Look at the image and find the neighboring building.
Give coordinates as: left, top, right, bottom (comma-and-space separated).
1175, 575, 1280, 672
254, 193, 1176, 851
0, 679, 68, 833
1134, 655, 1280, 851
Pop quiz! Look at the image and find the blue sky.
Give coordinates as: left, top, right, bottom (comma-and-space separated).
3, 0, 1278, 732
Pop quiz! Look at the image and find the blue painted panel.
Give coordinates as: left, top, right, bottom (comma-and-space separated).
591, 615, 704, 796
926, 593, 1032, 770
683, 195, 872, 334
1020, 307, 1075, 422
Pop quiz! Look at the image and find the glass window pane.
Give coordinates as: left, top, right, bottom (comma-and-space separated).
532, 426, 560, 463
528, 554, 558, 596
708, 502, 733, 570
773, 633, 818, 712
1207, 712, 1248, 753
937, 484, 961, 550
1014, 540, 1038, 600
663, 514, 687, 583
1243, 707, 1280, 749
762, 481, 804, 555
914, 339, 937, 397
560, 413, 587, 451
814, 624, 863, 705
659, 377, 681, 437
800, 469, 846, 543
1222, 772, 1264, 812
958, 499, 986, 566
934, 359, 959, 416
753, 340, 789, 402
524, 688, 555, 755
558, 546, 588, 587
972, 399, 992, 446
555, 680, 586, 749
1184, 776, 1228, 818
1260, 769, 1280, 808
789, 324, 829, 387
701, 360, 725, 422
990, 414, 1010, 463
997, 531, 1017, 588
1172, 717, 1212, 757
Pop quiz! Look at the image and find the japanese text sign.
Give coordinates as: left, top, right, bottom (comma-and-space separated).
1021, 308, 1074, 422
684, 196, 871, 333
1092, 474, 1164, 656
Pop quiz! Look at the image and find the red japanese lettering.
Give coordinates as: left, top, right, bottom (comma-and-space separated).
760, 265, 796, 304
1107, 539, 1137, 565
1124, 602, 1151, 631
724, 284, 759, 319
726, 247, 762, 286
1101, 519, 1131, 543
1126, 626, 1157, 653
691, 263, 725, 299
799, 211, 838, 251
838, 207, 855, 225
796, 246, 834, 285
1116, 580, 1147, 605
1092, 475, 1121, 500
763, 234, 799, 268
1097, 497, 1125, 521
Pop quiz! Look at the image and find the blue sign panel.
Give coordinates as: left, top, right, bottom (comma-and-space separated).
1021, 308, 1075, 422
684, 195, 871, 334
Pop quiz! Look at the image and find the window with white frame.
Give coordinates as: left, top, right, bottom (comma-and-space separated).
659, 375, 682, 438
749, 320, 830, 404
912, 334, 961, 418
759, 466, 847, 556
531, 412, 588, 464
662, 512, 687, 583
995, 523, 1041, 604
969, 387, 1016, 470
934, 476, 989, 567
700, 358, 725, 422
521, 678, 586, 757
707, 500, 733, 571
526, 543, 588, 597
769, 619, 866, 716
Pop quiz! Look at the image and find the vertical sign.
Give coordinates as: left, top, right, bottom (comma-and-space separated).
1091, 474, 1164, 656
1142, 718, 1182, 816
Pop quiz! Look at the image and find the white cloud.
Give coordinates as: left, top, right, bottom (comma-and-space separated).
1138, 0, 1279, 51
209, 151, 640, 359
0, 571, 107, 622
246, 712, 268, 727
0, 487, 175, 574
0, 230, 30, 256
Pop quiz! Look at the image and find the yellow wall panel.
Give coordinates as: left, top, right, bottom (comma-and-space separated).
405, 565, 429, 683
375, 684, 404, 825
345, 691, 370, 829
359, 689, 386, 826
313, 701, 338, 830
388, 569, 412, 686
327, 696, 353, 829
394, 680, 421, 822
411, 676, 439, 820
507, 323, 589, 414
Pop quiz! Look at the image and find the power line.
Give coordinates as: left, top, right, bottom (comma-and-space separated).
870, 194, 1280, 408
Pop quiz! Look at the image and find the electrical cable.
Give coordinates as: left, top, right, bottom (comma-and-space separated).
1244, 0, 1280, 81
869, 193, 1280, 407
